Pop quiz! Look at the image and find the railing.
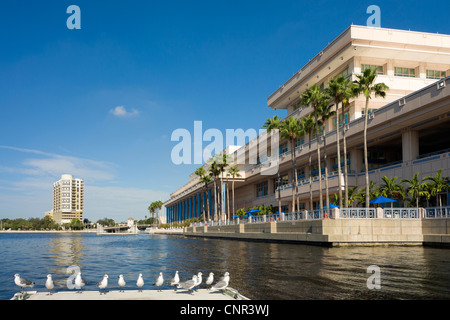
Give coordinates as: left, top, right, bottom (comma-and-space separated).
384, 208, 419, 219
188, 206, 449, 227
340, 208, 376, 218
425, 207, 450, 219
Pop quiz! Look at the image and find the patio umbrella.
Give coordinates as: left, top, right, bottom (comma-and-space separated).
370, 196, 397, 204
246, 209, 260, 214
243, 213, 253, 218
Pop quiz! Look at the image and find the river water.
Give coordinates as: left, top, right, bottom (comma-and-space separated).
1, 232, 450, 300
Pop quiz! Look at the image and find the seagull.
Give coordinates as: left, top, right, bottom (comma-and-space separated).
205, 272, 214, 289
169, 271, 180, 291
194, 272, 203, 291
177, 275, 198, 295
136, 273, 144, 292
118, 275, 126, 292
153, 272, 164, 292
211, 272, 229, 292
96, 274, 108, 294
75, 272, 87, 293
14, 274, 34, 293
45, 274, 54, 295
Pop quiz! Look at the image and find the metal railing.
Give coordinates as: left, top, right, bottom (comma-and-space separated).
188, 206, 449, 227
339, 208, 376, 219
425, 206, 450, 218
384, 208, 419, 219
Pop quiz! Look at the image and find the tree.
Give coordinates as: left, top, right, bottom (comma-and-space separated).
424, 169, 449, 210
300, 84, 330, 211
227, 166, 241, 217
70, 218, 83, 230
355, 181, 380, 207
262, 115, 282, 213
402, 172, 429, 209
148, 200, 163, 225
354, 67, 389, 207
327, 75, 357, 208
195, 167, 212, 222
207, 161, 219, 221
379, 176, 405, 207
317, 98, 336, 210
300, 113, 316, 211
280, 116, 304, 212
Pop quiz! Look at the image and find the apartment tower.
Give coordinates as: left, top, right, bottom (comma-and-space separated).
51, 174, 84, 224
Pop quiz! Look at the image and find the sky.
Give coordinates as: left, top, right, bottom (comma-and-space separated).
1, 0, 449, 222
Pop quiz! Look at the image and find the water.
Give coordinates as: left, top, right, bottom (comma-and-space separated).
1, 232, 450, 300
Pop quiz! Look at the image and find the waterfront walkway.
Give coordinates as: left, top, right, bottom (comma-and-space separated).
181, 207, 450, 247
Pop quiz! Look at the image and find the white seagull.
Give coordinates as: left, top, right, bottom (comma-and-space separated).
178, 275, 198, 295
211, 272, 230, 292
75, 272, 87, 293
118, 275, 126, 292
136, 273, 144, 292
45, 274, 54, 295
153, 272, 164, 292
205, 272, 214, 289
14, 274, 34, 293
194, 272, 203, 291
96, 274, 108, 294
169, 271, 180, 291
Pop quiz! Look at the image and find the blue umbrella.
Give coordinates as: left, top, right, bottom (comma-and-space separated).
243, 213, 253, 218
246, 209, 260, 214
370, 196, 397, 204
273, 211, 284, 215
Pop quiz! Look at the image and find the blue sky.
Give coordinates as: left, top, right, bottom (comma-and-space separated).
1, 0, 449, 222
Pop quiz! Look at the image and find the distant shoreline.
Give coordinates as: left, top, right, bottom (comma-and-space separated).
0, 230, 97, 234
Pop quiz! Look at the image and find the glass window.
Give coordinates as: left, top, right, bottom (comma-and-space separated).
361, 64, 383, 75
394, 67, 415, 77
256, 181, 268, 198
333, 112, 349, 129
279, 142, 288, 155
426, 70, 446, 80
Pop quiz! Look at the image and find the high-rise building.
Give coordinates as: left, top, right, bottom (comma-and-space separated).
50, 174, 84, 224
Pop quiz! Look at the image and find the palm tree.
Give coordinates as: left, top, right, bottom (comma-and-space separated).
280, 116, 303, 212
327, 75, 357, 208
355, 181, 380, 207
300, 84, 330, 211
194, 167, 211, 222
402, 172, 429, 209
207, 161, 221, 221
262, 115, 282, 213
354, 67, 389, 208
216, 153, 232, 220
227, 166, 241, 217
424, 169, 449, 211
379, 176, 404, 208
301, 113, 316, 211
317, 98, 336, 211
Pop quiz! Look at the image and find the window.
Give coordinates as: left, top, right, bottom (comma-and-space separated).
256, 181, 268, 198
361, 64, 383, 75
273, 174, 289, 192
279, 142, 288, 155
361, 108, 375, 116
333, 112, 349, 129
426, 70, 446, 80
394, 67, 415, 77
338, 67, 349, 78
295, 135, 305, 147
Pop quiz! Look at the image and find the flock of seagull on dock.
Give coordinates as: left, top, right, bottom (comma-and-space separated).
14, 271, 230, 295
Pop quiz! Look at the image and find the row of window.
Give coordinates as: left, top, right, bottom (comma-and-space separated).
361, 64, 447, 79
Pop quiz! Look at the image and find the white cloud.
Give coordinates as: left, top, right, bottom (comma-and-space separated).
0, 146, 168, 221
109, 105, 139, 117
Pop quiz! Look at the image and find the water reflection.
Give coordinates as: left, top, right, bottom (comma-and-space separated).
47, 235, 85, 288
1, 233, 450, 300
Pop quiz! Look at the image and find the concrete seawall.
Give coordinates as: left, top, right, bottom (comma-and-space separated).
183, 219, 450, 247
